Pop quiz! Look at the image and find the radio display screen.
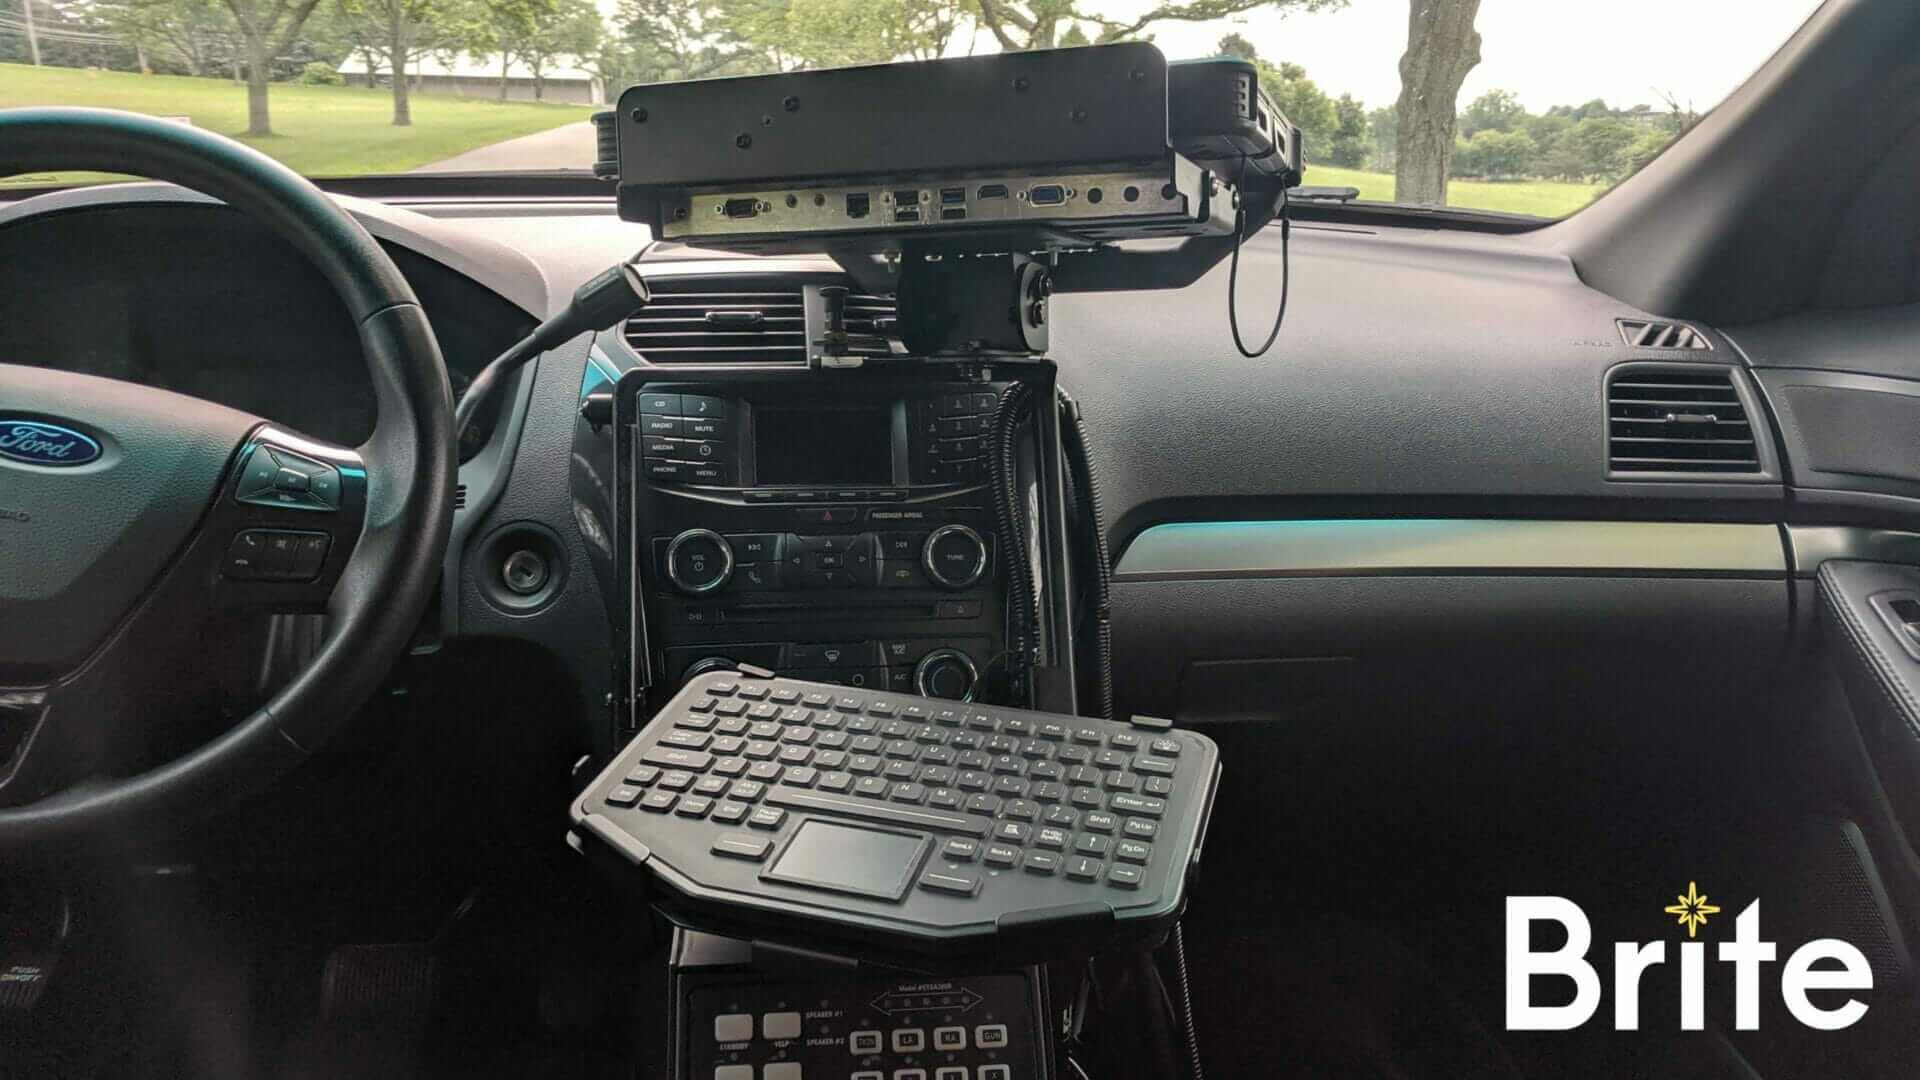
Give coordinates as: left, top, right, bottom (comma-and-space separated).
755, 407, 893, 485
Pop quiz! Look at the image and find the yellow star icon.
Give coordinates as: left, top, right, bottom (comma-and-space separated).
1664, 881, 1722, 938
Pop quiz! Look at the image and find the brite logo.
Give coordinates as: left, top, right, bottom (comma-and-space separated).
1506, 885, 1873, 1032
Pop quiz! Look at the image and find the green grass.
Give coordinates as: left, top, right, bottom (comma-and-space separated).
0, 62, 589, 185
1302, 164, 1608, 219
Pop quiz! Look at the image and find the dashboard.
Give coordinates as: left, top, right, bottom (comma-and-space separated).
5, 184, 1920, 752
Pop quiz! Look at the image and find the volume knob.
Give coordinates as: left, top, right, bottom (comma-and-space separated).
922, 524, 988, 590
664, 529, 734, 595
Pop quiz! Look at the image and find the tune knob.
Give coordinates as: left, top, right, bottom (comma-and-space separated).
922, 524, 988, 590
915, 649, 979, 702
664, 528, 734, 595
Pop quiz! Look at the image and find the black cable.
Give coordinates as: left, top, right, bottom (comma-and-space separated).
454, 261, 649, 443
1057, 388, 1114, 721
988, 382, 1038, 700
1225, 156, 1292, 360
1171, 923, 1206, 1080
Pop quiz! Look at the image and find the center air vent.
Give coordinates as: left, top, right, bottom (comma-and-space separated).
625, 278, 806, 364
843, 292, 901, 355
1607, 365, 1760, 474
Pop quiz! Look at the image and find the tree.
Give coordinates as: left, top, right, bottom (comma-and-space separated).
335, 0, 462, 125
971, 0, 1345, 53
778, 0, 961, 67
1451, 127, 1534, 178
516, 0, 598, 99
1216, 30, 1256, 60
1392, 0, 1480, 206
1324, 92, 1369, 167
223, 0, 327, 135
1458, 87, 1522, 137
610, 0, 761, 84
97, 0, 237, 74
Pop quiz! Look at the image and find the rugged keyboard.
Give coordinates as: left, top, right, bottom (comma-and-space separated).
571, 671, 1220, 961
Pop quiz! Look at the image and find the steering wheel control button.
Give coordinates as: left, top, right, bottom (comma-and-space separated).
235, 445, 342, 511
666, 529, 735, 595
225, 528, 330, 582
762, 1011, 803, 1041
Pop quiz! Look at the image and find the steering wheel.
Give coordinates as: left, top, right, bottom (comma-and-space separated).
0, 108, 455, 852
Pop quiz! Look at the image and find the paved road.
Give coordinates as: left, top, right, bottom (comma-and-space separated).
412, 120, 597, 173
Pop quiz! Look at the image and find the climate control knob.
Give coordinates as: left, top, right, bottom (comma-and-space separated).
922, 524, 988, 590
915, 649, 979, 702
664, 528, 734, 595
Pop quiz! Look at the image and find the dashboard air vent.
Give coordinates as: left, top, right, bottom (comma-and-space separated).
454, 483, 467, 511
1607, 366, 1760, 474
1618, 318, 1710, 350
843, 292, 901, 355
625, 277, 806, 364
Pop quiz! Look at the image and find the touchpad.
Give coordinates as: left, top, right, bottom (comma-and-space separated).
763, 821, 930, 901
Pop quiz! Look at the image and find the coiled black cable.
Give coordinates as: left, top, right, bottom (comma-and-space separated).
988, 382, 1038, 698
1171, 923, 1205, 1080
1056, 388, 1114, 721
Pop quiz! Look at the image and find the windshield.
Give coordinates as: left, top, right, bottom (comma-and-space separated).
3, 0, 1821, 218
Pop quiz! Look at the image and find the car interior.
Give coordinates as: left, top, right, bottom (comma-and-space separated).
6, 1, 1920, 1077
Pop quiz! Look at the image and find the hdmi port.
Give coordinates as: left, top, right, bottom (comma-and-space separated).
976, 183, 1009, 200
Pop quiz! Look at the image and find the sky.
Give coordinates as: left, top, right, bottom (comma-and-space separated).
957, 0, 1829, 114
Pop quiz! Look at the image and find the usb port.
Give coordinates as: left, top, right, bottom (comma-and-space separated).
976, 184, 1009, 200
940, 186, 967, 206
894, 207, 921, 223
845, 192, 870, 219
1028, 184, 1067, 206
940, 207, 967, 221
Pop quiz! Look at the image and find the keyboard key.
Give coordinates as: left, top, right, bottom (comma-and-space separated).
1001, 799, 1039, 821
659, 770, 695, 791
818, 771, 853, 792
675, 713, 715, 731
770, 687, 802, 705
1151, 737, 1181, 756
712, 757, 748, 777
641, 791, 677, 812
855, 776, 890, 798
605, 785, 642, 807
748, 807, 786, 829
1108, 864, 1144, 889
1043, 806, 1079, 827
1145, 777, 1175, 796
1105, 771, 1138, 792
1109, 732, 1140, 750
964, 794, 1001, 815
778, 745, 814, 766
712, 801, 749, 824
709, 680, 739, 696
737, 684, 770, 701
1074, 834, 1109, 856
927, 788, 962, 809
712, 736, 746, 755
782, 767, 819, 788
942, 837, 980, 862
1110, 794, 1166, 818
1024, 851, 1061, 875
1095, 749, 1131, 769
743, 741, 778, 761
1036, 827, 1070, 850
993, 821, 1031, 845
763, 789, 991, 836
693, 776, 730, 797
712, 834, 771, 861
1124, 818, 1158, 839
890, 783, 927, 804
688, 696, 719, 714
729, 780, 766, 801
1065, 856, 1100, 881
1136, 757, 1177, 776
1116, 840, 1152, 863
747, 761, 782, 782
624, 765, 660, 786
984, 844, 1020, 867
919, 871, 980, 897
675, 796, 712, 818
1070, 787, 1102, 809
643, 747, 713, 771
1083, 811, 1117, 833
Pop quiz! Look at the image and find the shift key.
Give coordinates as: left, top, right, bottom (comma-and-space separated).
642, 746, 714, 771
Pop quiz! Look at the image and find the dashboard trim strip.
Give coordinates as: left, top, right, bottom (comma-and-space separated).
1113, 519, 1788, 580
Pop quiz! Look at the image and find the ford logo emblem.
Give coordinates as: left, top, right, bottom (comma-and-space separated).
0, 419, 104, 467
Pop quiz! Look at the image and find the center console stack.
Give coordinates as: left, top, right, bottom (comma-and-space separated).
629, 377, 1010, 706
